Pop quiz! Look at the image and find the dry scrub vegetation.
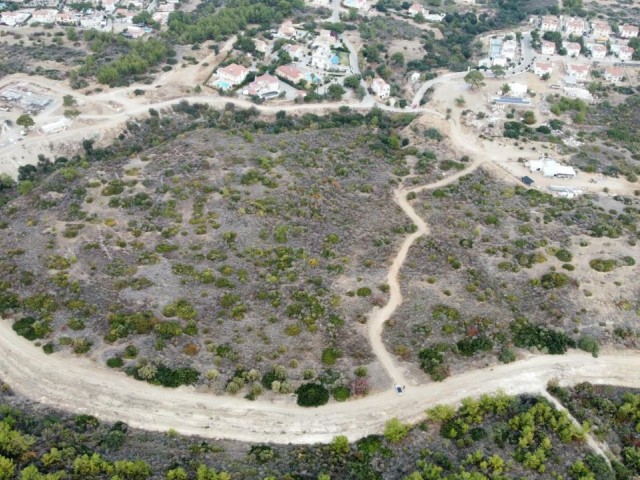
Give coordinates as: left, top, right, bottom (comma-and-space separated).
385, 170, 640, 380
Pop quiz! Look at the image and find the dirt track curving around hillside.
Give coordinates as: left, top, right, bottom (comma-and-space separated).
1, 316, 640, 444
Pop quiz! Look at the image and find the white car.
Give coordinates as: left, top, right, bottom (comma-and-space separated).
395, 385, 405, 395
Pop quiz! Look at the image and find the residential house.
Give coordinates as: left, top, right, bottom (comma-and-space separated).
277, 20, 297, 39
30, 9, 56, 23
216, 63, 249, 85
275, 64, 305, 84
506, 82, 528, 97
408, 2, 426, 17
563, 41, 581, 57
371, 77, 390, 100
591, 20, 611, 40
80, 13, 105, 28
541, 40, 555, 55
588, 43, 607, 59
604, 66, 624, 82
424, 12, 445, 22
618, 45, 634, 61
533, 60, 553, 77
254, 39, 267, 54
114, 8, 135, 23
102, 0, 119, 13
311, 45, 331, 70
309, 0, 330, 6
284, 44, 305, 60
152, 11, 170, 24
55, 11, 78, 25
245, 73, 280, 97
540, 16, 559, 32
501, 39, 517, 59
564, 17, 585, 36
125, 25, 146, 38
1, 10, 32, 26
566, 63, 589, 81
528, 158, 576, 178
619, 24, 638, 39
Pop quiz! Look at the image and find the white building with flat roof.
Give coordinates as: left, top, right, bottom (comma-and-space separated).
529, 158, 576, 178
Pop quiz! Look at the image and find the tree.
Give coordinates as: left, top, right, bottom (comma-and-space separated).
464, 70, 485, 90
16, 114, 34, 129
62, 95, 76, 107
330, 435, 350, 455
0, 456, 15, 480
326, 84, 346, 101
501, 83, 511, 95
491, 64, 506, 78
522, 110, 536, 125
390, 52, 405, 66
296, 383, 329, 407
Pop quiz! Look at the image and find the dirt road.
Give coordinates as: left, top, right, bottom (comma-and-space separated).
1, 317, 639, 444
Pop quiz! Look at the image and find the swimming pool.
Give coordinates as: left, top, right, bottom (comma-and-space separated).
214, 79, 232, 90
331, 55, 339, 65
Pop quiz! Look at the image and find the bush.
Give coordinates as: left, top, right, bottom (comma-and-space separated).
510, 318, 575, 354
540, 271, 570, 289
356, 287, 372, 297
498, 347, 516, 364
12, 317, 49, 340
589, 258, 618, 272
384, 418, 410, 443
321, 347, 343, 366
333, 386, 351, 402
107, 357, 124, 368
577, 335, 599, 357
456, 336, 493, 357
555, 249, 573, 262
418, 344, 449, 381
296, 383, 330, 407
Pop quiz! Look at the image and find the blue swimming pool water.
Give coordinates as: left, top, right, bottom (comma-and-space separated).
215, 80, 232, 90
331, 55, 339, 65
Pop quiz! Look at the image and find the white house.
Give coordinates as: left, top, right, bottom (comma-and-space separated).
102, 0, 119, 13
591, 20, 611, 40
126, 25, 146, 38
283, 44, 305, 60
1, 10, 33, 26
529, 158, 576, 178
563, 41, 581, 57
216, 63, 249, 85
311, 45, 331, 70
408, 2, 426, 17
114, 8, 135, 23
277, 20, 297, 39
566, 63, 589, 81
541, 40, 555, 55
80, 14, 105, 29
371, 77, 390, 99
540, 16, 559, 32
604, 66, 624, 82
245, 73, 280, 97
313, 29, 337, 48
55, 11, 78, 25
589, 43, 607, 59
309, 0, 330, 6
501, 39, 517, 59
618, 45, 634, 61
30, 9, 57, 23
533, 60, 553, 77
619, 24, 638, 39
506, 82, 528, 97
275, 64, 305, 84
564, 17, 585, 36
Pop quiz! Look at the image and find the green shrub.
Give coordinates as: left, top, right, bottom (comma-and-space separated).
356, 287, 372, 297
510, 318, 575, 354
498, 348, 516, 364
162, 299, 197, 320
12, 317, 50, 340
540, 271, 570, 289
321, 347, 343, 366
107, 357, 124, 368
456, 336, 493, 357
555, 249, 573, 262
384, 418, 410, 443
296, 383, 329, 407
577, 335, 599, 357
589, 258, 618, 272
333, 386, 351, 402
418, 343, 449, 381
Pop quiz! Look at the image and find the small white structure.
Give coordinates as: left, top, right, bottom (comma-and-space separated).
313, 29, 337, 48
566, 63, 589, 81
541, 40, 555, 55
591, 20, 611, 40
311, 45, 331, 70
371, 77, 390, 100
309, 0, 330, 6
564, 17, 585, 36
563, 41, 581, 57
589, 43, 607, 59
540, 15, 559, 32
604, 66, 624, 83
114, 8, 135, 24
343, 0, 369, 10
1, 10, 33, 26
529, 158, 576, 178
533, 60, 553, 77
254, 39, 267, 54
501, 39, 517, 59
563, 86, 593, 101
41, 118, 71, 135
216, 63, 249, 85
244, 73, 280, 97
424, 13, 445, 22
102, 0, 119, 13
55, 11, 78, 25
506, 82, 528, 97
618, 46, 634, 61
619, 24, 638, 39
